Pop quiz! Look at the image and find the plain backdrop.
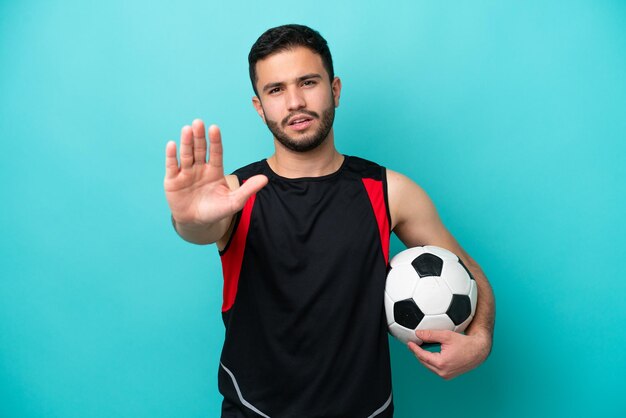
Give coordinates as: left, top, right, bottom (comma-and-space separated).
1, 1, 625, 417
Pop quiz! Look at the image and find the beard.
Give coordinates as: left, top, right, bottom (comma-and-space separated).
265, 102, 335, 153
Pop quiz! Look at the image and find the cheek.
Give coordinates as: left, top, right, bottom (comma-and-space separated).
261, 101, 283, 122
318, 89, 336, 108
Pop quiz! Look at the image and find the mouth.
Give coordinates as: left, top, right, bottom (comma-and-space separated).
287, 115, 315, 131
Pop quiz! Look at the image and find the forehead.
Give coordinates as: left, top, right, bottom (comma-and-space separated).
255, 46, 327, 85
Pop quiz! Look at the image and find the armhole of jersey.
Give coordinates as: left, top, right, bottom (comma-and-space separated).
219, 213, 242, 256
381, 167, 392, 235
219, 178, 257, 313
362, 172, 391, 266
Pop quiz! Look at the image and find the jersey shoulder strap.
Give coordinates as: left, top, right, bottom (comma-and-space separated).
344, 156, 392, 265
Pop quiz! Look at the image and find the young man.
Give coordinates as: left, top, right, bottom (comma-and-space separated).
164, 24, 494, 417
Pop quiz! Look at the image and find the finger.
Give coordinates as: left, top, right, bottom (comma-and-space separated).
179, 125, 194, 170
229, 175, 269, 211
414, 329, 453, 344
207, 124, 224, 173
165, 141, 179, 179
192, 119, 207, 164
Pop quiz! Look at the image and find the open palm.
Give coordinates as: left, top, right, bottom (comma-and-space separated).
164, 119, 267, 227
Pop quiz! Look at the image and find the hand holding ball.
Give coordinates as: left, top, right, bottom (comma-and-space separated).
385, 246, 478, 345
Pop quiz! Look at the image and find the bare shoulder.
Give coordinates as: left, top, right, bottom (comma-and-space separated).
386, 169, 437, 227
387, 169, 430, 198
386, 168, 449, 248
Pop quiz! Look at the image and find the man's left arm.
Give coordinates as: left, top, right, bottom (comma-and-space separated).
386, 169, 495, 380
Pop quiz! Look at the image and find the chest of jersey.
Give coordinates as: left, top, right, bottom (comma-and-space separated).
217, 157, 394, 417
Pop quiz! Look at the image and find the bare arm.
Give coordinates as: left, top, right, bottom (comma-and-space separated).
387, 169, 495, 379
164, 119, 268, 246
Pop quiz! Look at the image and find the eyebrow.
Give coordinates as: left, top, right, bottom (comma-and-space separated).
262, 73, 323, 93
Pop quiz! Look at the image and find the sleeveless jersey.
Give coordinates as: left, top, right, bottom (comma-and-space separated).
218, 156, 393, 417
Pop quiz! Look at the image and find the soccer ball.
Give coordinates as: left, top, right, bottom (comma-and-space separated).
384, 246, 478, 344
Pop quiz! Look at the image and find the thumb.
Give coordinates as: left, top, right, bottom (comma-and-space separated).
230, 175, 269, 211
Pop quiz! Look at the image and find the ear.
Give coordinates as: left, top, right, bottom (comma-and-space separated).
252, 96, 266, 124
331, 77, 342, 108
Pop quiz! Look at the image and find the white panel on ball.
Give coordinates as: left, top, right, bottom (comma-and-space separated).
469, 279, 478, 317
413, 276, 452, 315
416, 314, 455, 331
440, 261, 471, 294
385, 264, 419, 302
423, 245, 457, 261
389, 322, 422, 345
389, 247, 425, 268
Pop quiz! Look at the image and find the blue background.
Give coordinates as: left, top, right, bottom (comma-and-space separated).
1, 1, 625, 417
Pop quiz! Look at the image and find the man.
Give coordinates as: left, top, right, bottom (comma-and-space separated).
164, 24, 494, 417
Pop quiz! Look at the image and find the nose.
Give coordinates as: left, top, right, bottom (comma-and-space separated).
285, 87, 306, 111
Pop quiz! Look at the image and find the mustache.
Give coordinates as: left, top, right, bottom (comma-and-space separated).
281, 110, 319, 126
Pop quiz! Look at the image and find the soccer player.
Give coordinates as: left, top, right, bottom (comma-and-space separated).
164, 24, 495, 418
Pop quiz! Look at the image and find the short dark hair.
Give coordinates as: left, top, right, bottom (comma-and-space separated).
248, 24, 334, 96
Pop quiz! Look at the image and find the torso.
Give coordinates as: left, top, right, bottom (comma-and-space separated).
217, 156, 394, 417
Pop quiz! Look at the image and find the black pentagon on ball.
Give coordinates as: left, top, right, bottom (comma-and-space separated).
411, 253, 443, 278
446, 294, 472, 325
393, 298, 425, 329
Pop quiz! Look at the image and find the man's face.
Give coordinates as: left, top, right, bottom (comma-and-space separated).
252, 47, 341, 153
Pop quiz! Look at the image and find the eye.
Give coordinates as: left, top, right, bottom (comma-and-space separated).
302, 79, 317, 87
268, 87, 281, 94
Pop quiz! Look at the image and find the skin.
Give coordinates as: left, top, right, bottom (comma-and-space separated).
164, 46, 495, 380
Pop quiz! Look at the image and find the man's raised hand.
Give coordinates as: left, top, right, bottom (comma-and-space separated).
164, 119, 268, 242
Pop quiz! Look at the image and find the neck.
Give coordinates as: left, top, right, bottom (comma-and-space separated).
267, 130, 343, 178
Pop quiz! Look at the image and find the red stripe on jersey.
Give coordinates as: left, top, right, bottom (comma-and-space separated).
362, 178, 390, 266
220, 193, 256, 312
